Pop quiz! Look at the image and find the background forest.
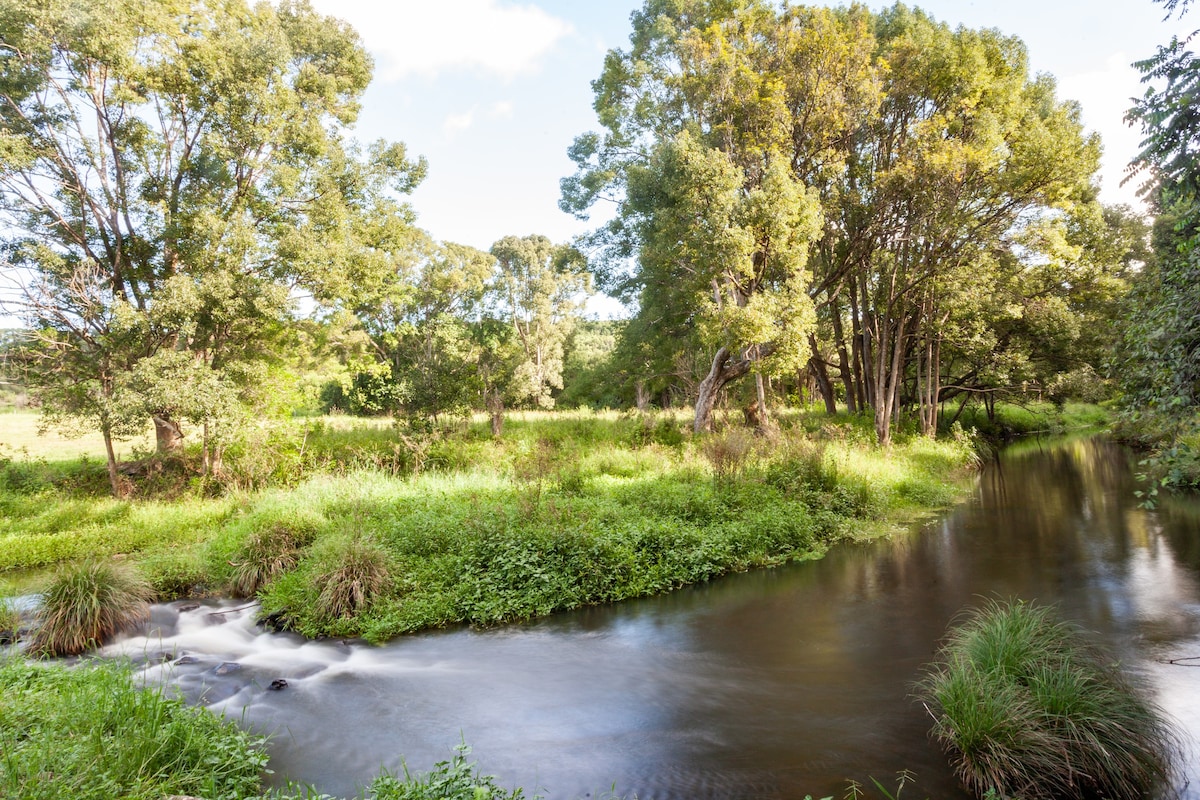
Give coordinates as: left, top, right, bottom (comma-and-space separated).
0, 0, 1196, 499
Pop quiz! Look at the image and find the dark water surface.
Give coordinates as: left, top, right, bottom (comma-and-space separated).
106, 436, 1200, 799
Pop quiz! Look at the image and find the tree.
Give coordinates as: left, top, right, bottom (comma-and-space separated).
1120, 0, 1200, 435
0, 0, 424, 493
562, 0, 840, 433
349, 238, 494, 421
564, 1, 1099, 441
488, 235, 589, 413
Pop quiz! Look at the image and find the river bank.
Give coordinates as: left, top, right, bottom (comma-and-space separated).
2, 410, 981, 641
6, 433, 1195, 800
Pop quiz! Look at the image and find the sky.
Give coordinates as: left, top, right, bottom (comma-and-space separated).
305, 0, 1198, 254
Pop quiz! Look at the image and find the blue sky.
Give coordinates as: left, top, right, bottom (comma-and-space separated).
307, 0, 1197, 253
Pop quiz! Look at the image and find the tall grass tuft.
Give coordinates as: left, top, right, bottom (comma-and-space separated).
30, 560, 153, 656
314, 535, 393, 621
229, 523, 311, 597
917, 600, 1180, 800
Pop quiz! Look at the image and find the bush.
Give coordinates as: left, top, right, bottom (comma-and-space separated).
30, 560, 154, 656
917, 600, 1179, 800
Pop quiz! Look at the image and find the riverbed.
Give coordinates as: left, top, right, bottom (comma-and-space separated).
102, 435, 1200, 799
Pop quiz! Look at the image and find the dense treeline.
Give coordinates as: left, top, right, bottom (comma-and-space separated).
0, 0, 1196, 498
562, 0, 1141, 442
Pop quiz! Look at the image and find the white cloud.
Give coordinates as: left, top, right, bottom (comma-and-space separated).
309, 0, 574, 81
491, 101, 514, 118
1058, 52, 1147, 209
443, 109, 476, 135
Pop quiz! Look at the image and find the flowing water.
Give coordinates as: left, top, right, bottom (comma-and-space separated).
101, 435, 1200, 799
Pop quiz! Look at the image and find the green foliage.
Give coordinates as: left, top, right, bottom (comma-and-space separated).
0, 0, 425, 493
368, 744, 528, 800
489, 235, 590, 410
30, 560, 153, 656
0, 659, 268, 800
5, 411, 977, 642
565, 1, 1103, 440
917, 600, 1179, 800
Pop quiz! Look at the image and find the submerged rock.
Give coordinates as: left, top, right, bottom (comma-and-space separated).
268, 678, 289, 690
213, 661, 241, 676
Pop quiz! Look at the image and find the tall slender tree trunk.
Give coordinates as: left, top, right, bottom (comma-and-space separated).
754, 370, 769, 430
830, 296, 857, 414
101, 426, 123, 498
488, 388, 504, 437
807, 334, 837, 414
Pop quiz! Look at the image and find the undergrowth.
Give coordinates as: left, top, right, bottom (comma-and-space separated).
2, 411, 978, 643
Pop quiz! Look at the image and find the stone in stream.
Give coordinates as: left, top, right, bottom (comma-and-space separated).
213, 661, 241, 676
268, 678, 289, 690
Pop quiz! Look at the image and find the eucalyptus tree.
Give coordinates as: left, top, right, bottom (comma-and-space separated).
0, 0, 424, 493
838, 7, 1099, 443
488, 235, 589, 415
562, 0, 857, 432
565, 1, 1101, 442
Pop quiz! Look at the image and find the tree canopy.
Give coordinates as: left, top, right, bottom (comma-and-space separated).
0, 0, 424, 492
564, 0, 1103, 441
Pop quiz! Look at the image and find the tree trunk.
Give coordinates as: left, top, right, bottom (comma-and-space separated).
830, 296, 857, 414
754, 367, 769, 430
635, 381, 650, 412
154, 414, 184, 455
101, 426, 124, 498
488, 388, 504, 437
694, 346, 760, 433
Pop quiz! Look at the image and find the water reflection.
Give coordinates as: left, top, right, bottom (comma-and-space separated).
103, 435, 1200, 799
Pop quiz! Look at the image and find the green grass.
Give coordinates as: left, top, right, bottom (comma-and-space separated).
0, 658, 269, 800
917, 600, 1179, 800
30, 561, 154, 656
952, 401, 1110, 440
1, 410, 980, 643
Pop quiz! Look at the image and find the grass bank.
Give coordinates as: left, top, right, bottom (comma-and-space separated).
0, 657, 531, 800
1, 410, 979, 642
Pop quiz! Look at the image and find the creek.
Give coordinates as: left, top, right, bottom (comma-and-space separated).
102, 435, 1200, 799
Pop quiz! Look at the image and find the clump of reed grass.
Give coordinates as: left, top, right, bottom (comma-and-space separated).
314, 536, 393, 621
917, 599, 1179, 800
30, 560, 153, 656
229, 524, 310, 597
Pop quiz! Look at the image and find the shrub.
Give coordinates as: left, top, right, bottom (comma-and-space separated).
917, 600, 1179, 800
30, 560, 154, 656
368, 744, 528, 800
702, 428, 756, 483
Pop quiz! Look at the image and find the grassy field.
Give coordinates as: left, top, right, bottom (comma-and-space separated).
0, 410, 153, 461
0, 408, 984, 641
